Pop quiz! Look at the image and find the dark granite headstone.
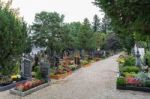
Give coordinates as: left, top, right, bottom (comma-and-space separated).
21, 58, 32, 78
40, 62, 50, 82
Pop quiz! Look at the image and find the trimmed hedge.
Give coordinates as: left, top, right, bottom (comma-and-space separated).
120, 66, 140, 73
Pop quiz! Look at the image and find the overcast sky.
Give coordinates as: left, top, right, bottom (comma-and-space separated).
6, 0, 104, 25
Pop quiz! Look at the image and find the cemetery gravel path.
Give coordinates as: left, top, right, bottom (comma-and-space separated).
1, 54, 150, 99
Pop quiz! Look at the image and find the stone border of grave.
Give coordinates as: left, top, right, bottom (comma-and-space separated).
10, 82, 50, 96
117, 85, 150, 92
0, 78, 28, 92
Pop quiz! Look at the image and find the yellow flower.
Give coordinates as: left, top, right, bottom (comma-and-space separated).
11, 75, 21, 79
117, 58, 125, 63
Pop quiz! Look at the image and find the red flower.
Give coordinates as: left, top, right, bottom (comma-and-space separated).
126, 77, 140, 85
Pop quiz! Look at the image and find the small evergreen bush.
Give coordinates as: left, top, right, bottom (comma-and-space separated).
117, 77, 125, 86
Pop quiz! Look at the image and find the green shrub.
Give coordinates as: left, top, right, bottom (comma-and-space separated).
145, 80, 150, 87
11, 61, 20, 75
117, 77, 126, 86
50, 67, 55, 75
136, 72, 148, 83
81, 60, 89, 65
123, 55, 135, 66
144, 51, 150, 67
0, 76, 12, 85
120, 66, 140, 73
58, 66, 64, 70
69, 65, 77, 71
34, 66, 42, 80
123, 72, 137, 78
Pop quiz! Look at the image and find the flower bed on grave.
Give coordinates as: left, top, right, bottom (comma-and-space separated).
0, 57, 32, 92
94, 57, 101, 62
10, 60, 50, 96
69, 64, 80, 71
116, 73, 150, 92
81, 60, 91, 67
116, 54, 150, 92
0, 75, 28, 91
50, 66, 72, 80
10, 79, 49, 96
50, 72, 71, 80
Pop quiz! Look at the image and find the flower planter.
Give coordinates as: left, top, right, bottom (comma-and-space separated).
10, 82, 50, 96
50, 71, 72, 80
0, 78, 28, 92
117, 85, 150, 92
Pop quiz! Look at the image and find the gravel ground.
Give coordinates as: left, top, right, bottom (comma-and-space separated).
1, 54, 150, 99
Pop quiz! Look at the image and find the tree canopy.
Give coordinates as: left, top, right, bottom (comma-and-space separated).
0, 1, 28, 74
92, 14, 100, 32
94, 0, 150, 36
31, 11, 66, 55
31, 13, 99, 55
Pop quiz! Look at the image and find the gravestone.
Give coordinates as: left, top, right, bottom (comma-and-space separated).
134, 44, 145, 68
136, 50, 142, 67
138, 48, 145, 59
103, 51, 106, 58
74, 54, 81, 66
134, 44, 145, 59
40, 62, 50, 82
21, 58, 32, 78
